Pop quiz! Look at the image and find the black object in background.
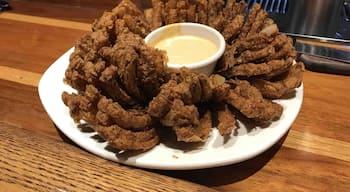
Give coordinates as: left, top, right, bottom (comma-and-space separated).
300, 54, 350, 76
0, 0, 10, 11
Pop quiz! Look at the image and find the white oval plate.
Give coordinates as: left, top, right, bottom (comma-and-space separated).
38, 48, 303, 170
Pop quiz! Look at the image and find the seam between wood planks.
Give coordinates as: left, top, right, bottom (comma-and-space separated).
0, 66, 42, 87
0, 13, 90, 31
283, 130, 350, 162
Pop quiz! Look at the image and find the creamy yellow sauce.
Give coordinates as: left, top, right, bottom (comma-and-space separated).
150, 35, 218, 64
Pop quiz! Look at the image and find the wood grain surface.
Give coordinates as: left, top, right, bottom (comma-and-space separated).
1, 0, 350, 191
0, 123, 217, 192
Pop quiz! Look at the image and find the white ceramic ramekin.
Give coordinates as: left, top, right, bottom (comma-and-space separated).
145, 23, 225, 76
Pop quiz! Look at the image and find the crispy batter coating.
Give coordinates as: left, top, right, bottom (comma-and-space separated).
112, 0, 144, 17
92, 11, 116, 32
211, 0, 246, 41
251, 62, 305, 99
145, 0, 164, 30
148, 80, 178, 118
225, 57, 294, 77
236, 45, 275, 64
161, 99, 200, 128
223, 0, 247, 21
136, 43, 169, 98
62, 0, 304, 151
215, 2, 297, 82
214, 103, 237, 136
222, 15, 244, 42
97, 97, 152, 130
222, 80, 283, 122
239, 4, 261, 39
98, 64, 138, 106
269, 34, 297, 60
62, 85, 101, 124
207, 0, 225, 26
234, 33, 274, 53
65, 30, 110, 91
122, 14, 151, 37
148, 69, 225, 142
247, 9, 268, 37
162, 0, 179, 24
195, 0, 208, 24
148, 68, 222, 117
95, 125, 159, 150
174, 107, 212, 142
216, 45, 237, 72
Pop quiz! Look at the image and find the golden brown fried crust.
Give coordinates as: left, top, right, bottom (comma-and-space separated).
174, 108, 212, 142
207, 0, 225, 26
269, 35, 297, 60
145, 0, 164, 30
234, 33, 274, 53
147, 69, 225, 142
62, 85, 101, 124
136, 45, 169, 99
250, 62, 305, 99
236, 45, 275, 64
162, 0, 179, 24
239, 4, 261, 39
92, 11, 116, 32
122, 14, 151, 38
147, 69, 223, 118
247, 9, 268, 37
97, 97, 152, 130
98, 64, 138, 106
225, 57, 294, 77
220, 80, 283, 122
62, 0, 304, 151
161, 99, 200, 128
195, 0, 208, 24
216, 45, 236, 72
198, 74, 214, 101
215, 3, 297, 83
65, 30, 111, 91
95, 125, 159, 150
147, 69, 200, 117
214, 103, 237, 136
112, 0, 144, 17
222, 15, 244, 42
223, 0, 246, 21
160, 102, 212, 143
148, 80, 179, 118
99, 34, 145, 102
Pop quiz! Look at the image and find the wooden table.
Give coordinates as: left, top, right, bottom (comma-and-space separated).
1, 1, 349, 191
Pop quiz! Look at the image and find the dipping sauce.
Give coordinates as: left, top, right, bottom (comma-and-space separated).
150, 35, 218, 64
